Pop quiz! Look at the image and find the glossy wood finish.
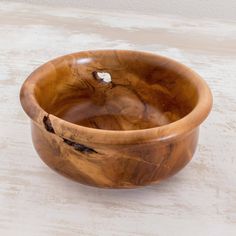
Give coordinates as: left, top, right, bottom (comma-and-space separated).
20, 50, 212, 188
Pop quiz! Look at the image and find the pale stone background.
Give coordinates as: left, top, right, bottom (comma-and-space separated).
0, 1, 235, 235
12, 0, 236, 20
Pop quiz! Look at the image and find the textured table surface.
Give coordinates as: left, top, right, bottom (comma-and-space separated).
0, 1, 236, 235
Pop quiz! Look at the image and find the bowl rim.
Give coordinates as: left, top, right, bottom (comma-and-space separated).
20, 49, 213, 145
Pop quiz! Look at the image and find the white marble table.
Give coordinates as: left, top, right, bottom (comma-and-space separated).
0, 1, 236, 235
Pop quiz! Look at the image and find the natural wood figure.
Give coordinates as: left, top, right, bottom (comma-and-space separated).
20, 50, 212, 188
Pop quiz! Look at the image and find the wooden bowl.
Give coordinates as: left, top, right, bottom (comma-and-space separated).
20, 50, 212, 188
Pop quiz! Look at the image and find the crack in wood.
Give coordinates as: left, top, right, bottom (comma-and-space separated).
63, 138, 98, 154
43, 115, 55, 133
43, 115, 97, 154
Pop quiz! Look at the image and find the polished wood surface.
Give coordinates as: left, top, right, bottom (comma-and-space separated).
20, 50, 212, 188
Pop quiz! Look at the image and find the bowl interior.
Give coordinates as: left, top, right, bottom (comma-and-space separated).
34, 51, 198, 131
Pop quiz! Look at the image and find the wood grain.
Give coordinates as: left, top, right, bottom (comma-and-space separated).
0, 0, 236, 235
20, 50, 211, 188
